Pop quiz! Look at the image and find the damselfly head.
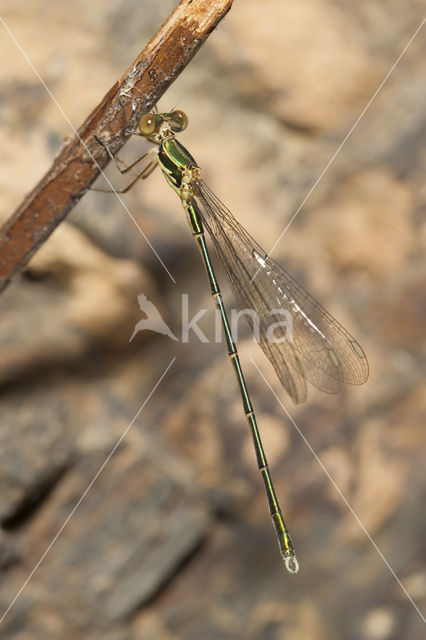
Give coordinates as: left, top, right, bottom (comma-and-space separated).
139, 110, 188, 137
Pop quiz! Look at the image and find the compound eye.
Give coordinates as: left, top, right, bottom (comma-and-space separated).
171, 110, 188, 132
139, 113, 156, 136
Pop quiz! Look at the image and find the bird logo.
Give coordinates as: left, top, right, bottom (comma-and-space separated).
129, 293, 178, 342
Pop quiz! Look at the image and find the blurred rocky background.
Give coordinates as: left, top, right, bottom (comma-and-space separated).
0, 1, 425, 638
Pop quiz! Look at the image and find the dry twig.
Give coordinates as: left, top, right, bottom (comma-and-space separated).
0, 0, 233, 294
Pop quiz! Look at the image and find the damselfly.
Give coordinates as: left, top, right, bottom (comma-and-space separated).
96, 108, 369, 573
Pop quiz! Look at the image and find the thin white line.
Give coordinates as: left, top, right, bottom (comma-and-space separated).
0, 357, 176, 625
251, 17, 426, 283
250, 357, 426, 624
0, 16, 176, 284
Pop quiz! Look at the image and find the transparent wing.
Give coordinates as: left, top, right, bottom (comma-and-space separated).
193, 180, 368, 403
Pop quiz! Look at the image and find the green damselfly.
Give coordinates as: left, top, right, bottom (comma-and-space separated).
96, 108, 369, 573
